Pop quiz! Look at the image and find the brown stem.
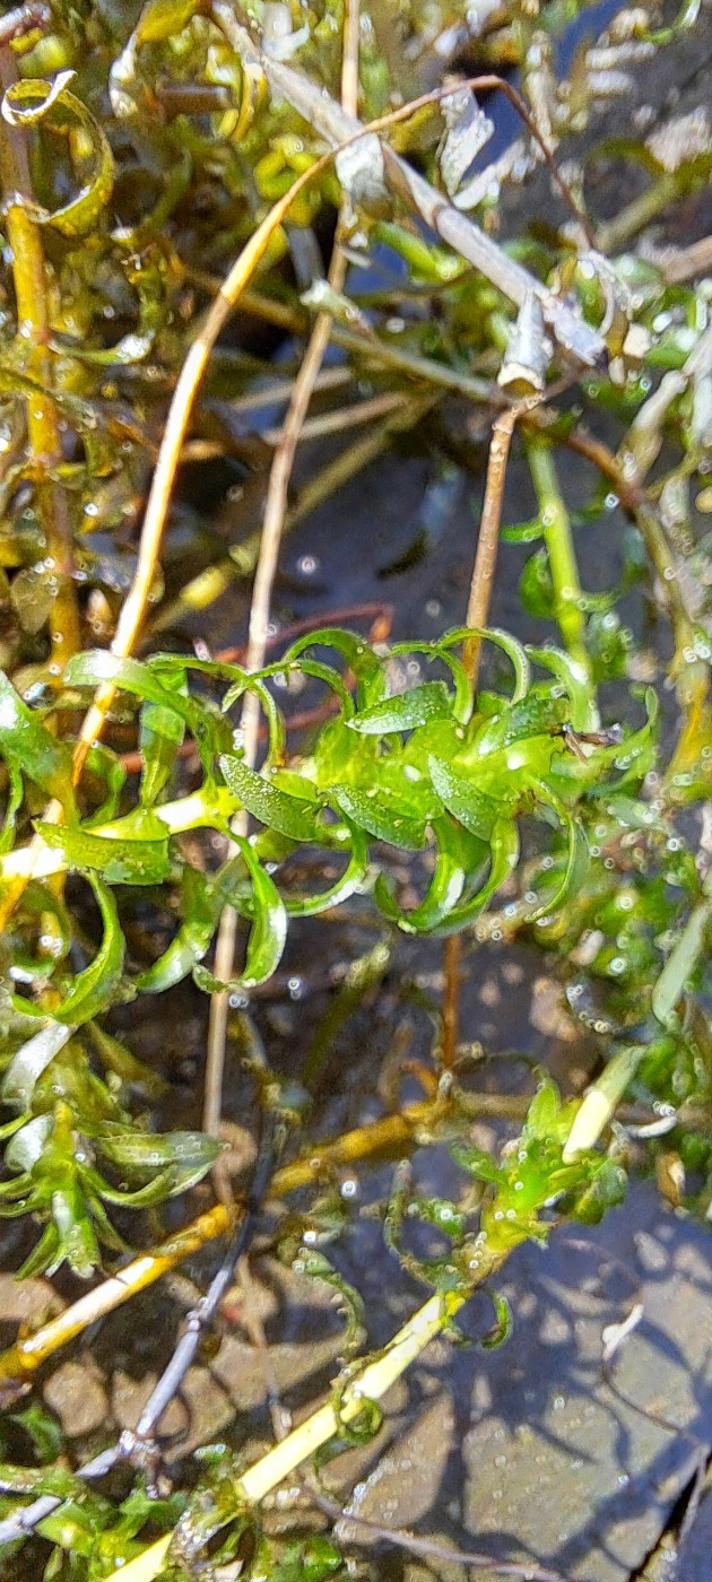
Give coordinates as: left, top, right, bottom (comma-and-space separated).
0, 44, 79, 673
204, 0, 364, 1179
442, 408, 519, 1068
464, 407, 519, 684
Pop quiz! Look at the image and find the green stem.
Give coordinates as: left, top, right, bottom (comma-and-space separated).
527, 436, 592, 683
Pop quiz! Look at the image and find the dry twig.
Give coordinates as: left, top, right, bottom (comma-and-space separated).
203, 0, 363, 1188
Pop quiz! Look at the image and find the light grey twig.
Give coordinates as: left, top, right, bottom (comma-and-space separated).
211, 4, 605, 368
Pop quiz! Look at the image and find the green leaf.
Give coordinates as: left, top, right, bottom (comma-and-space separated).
519, 548, 554, 619
48, 1177, 100, 1279
0, 1461, 82, 1501
66, 651, 228, 762
475, 687, 568, 754
282, 627, 385, 708
2, 72, 113, 238
569, 1157, 627, 1223
137, 865, 216, 993
135, 0, 202, 42
439, 627, 531, 701
9, 1401, 63, 1464
284, 821, 369, 917
481, 1290, 514, 1349
0, 670, 75, 813
95, 1124, 221, 1193
443, 817, 520, 932
84, 742, 126, 823
139, 675, 187, 805
428, 755, 499, 840
527, 645, 599, 732
3, 1027, 73, 1110
87, 1021, 167, 1098
55, 876, 125, 1025
376, 816, 471, 933
270, 1536, 344, 1582
291, 1247, 365, 1354
0, 764, 23, 853
451, 1143, 503, 1185
524, 1077, 568, 1141
390, 641, 473, 724
348, 680, 452, 735
194, 837, 287, 990
330, 785, 427, 850
219, 754, 325, 841
501, 517, 545, 543
34, 816, 171, 885
527, 786, 589, 923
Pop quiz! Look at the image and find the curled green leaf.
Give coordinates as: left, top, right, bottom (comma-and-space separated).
1, 73, 113, 237
194, 836, 287, 991
0, 670, 75, 814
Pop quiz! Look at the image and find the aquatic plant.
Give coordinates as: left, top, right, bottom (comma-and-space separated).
0, 1, 709, 1576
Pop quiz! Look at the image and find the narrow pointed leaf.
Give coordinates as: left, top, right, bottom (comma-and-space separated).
219, 754, 325, 841
348, 680, 452, 735
96, 1124, 221, 1192
285, 822, 369, 916
55, 877, 125, 1025
428, 755, 499, 841
331, 785, 427, 850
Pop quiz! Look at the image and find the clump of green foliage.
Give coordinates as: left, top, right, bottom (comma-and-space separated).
0, 0, 710, 1577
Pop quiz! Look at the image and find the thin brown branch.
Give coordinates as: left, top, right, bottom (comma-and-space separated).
442, 404, 520, 1074
203, 0, 364, 1189
463, 407, 519, 685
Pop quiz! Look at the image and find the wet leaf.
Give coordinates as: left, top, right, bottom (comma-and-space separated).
330, 784, 427, 850
220, 753, 325, 842
34, 816, 171, 885
96, 1124, 220, 1192
54, 877, 125, 1026
428, 755, 500, 840
347, 680, 453, 735
2, 72, 114, 236
0, 670, 75, 813
194, 836, 287, 990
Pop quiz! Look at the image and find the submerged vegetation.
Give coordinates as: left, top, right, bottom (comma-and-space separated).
0, 0, 710, 1576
